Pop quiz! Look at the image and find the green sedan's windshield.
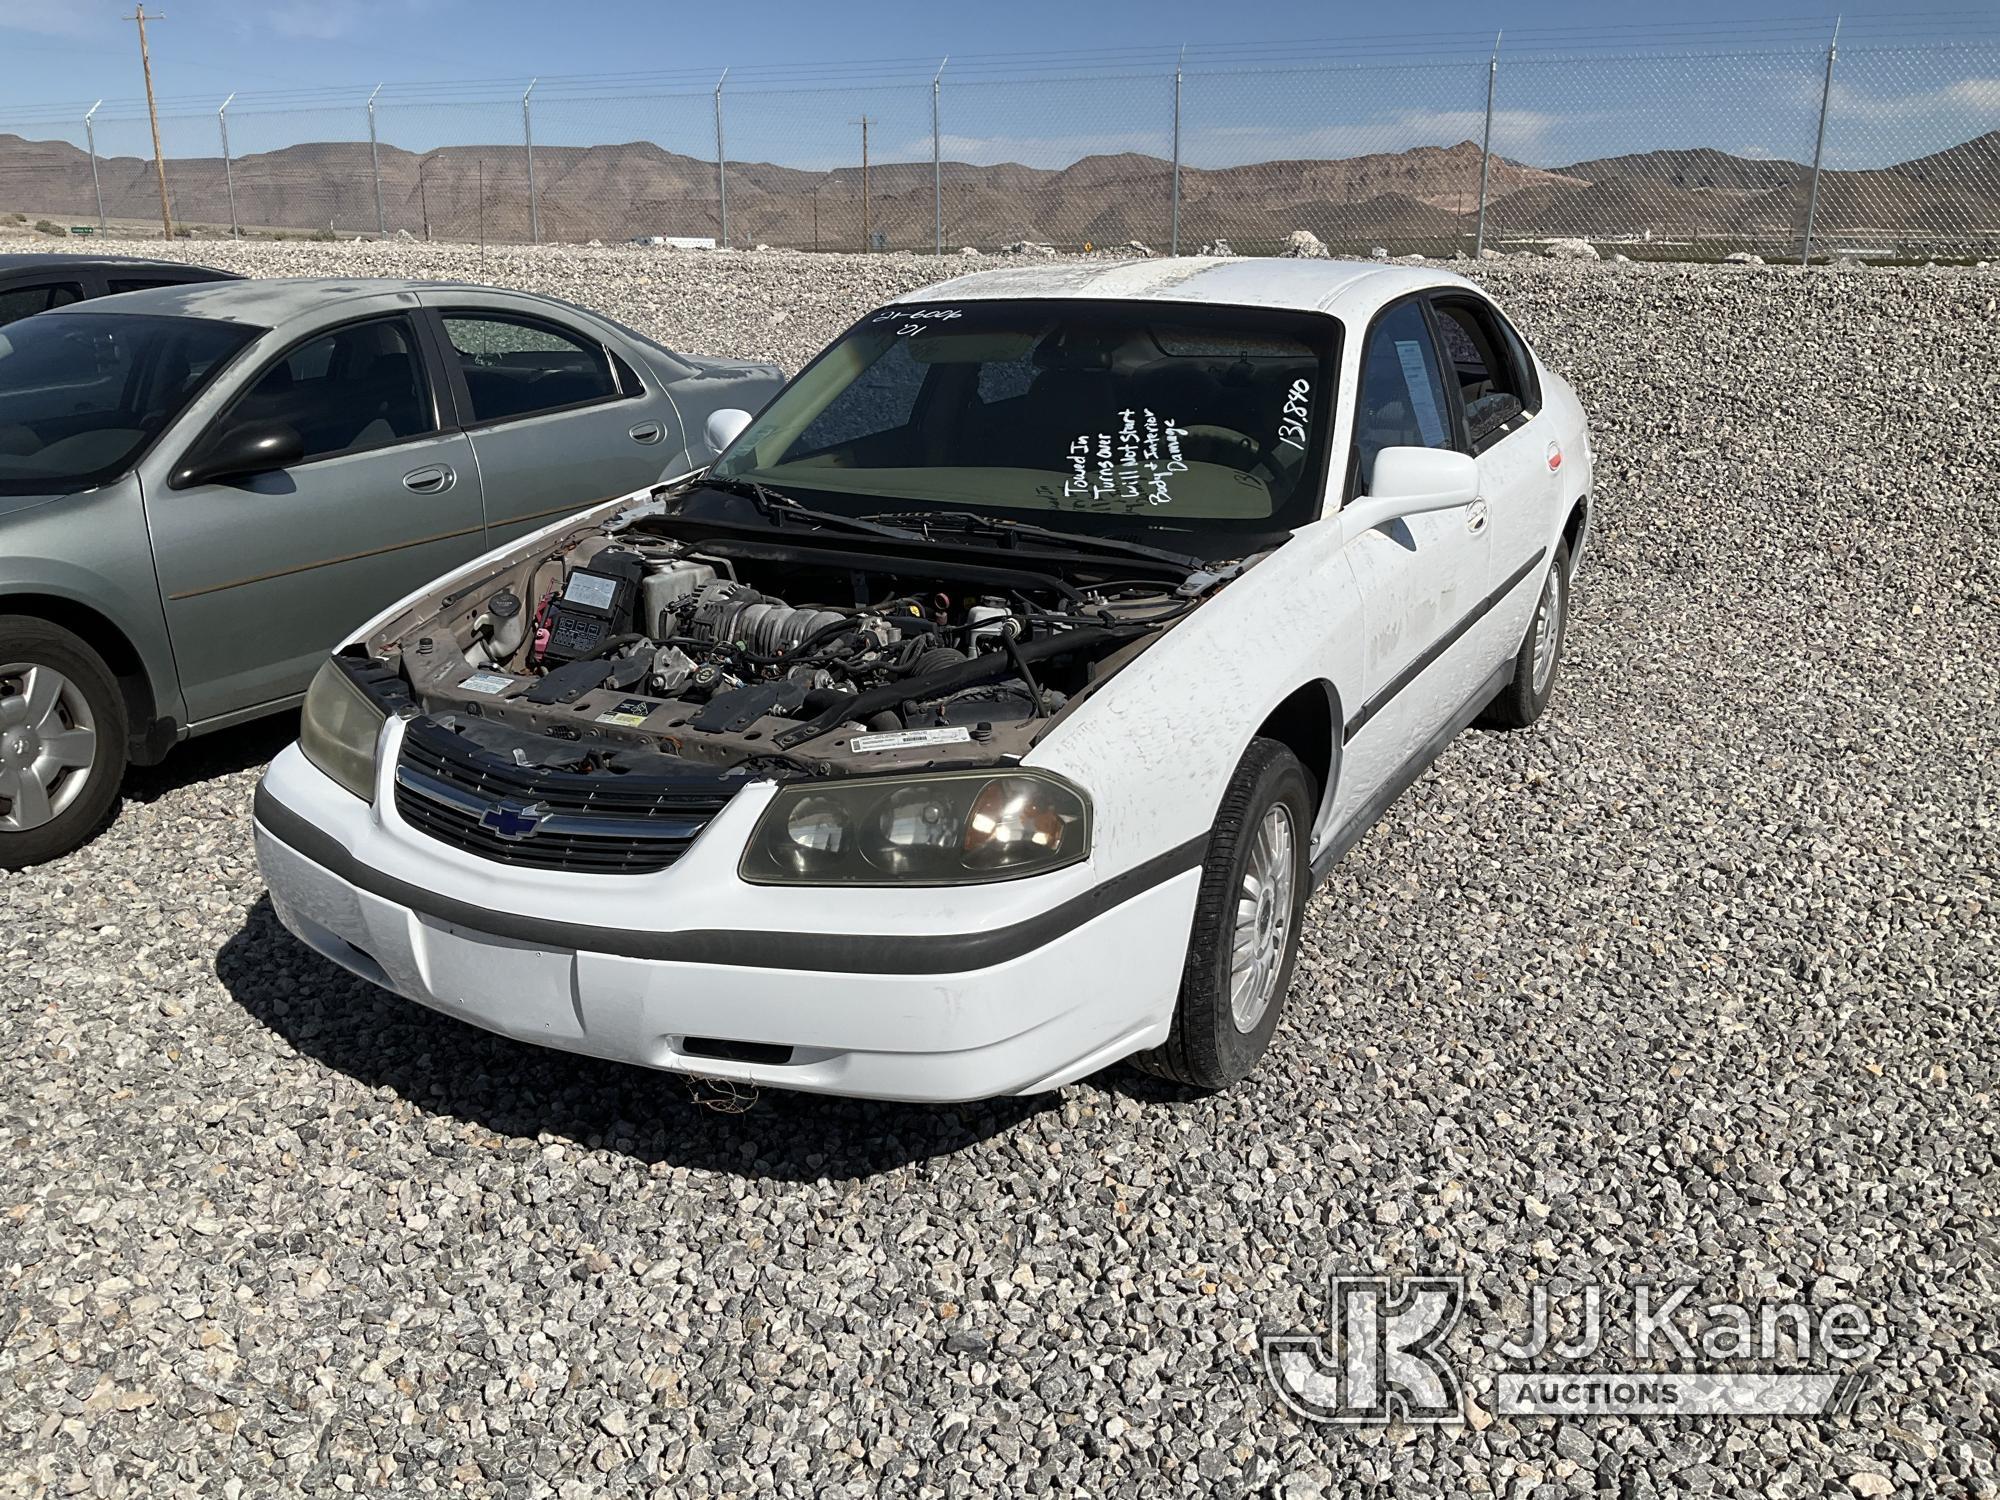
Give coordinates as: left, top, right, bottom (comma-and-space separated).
0, 312, 259, 497
709, 298, 1341, 540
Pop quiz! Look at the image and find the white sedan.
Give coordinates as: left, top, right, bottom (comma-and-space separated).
251, 258, 1593, 1102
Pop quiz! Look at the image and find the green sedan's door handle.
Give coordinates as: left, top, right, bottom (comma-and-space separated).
628, 420, 665, 445
402, 464, 455, 494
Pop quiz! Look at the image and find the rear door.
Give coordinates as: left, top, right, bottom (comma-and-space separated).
149, 312, 487, 721
1428, 291, 1557, 646
419, 300, 685, 545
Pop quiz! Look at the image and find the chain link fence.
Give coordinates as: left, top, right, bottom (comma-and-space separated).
3, 41, 1995, 260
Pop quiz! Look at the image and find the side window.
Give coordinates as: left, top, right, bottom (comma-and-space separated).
1351, 299, 1454, 495
1431, 297, 1535, 452
441, 313, 622, 424
106, 277, 185, 295
212, 316, 436, 466
794, 340, 926, 455
0, 282, 85, 327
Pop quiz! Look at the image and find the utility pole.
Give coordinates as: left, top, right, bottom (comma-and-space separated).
419, 155, 431, 241
853, 114, 872, 251
478, 159, 486, 258
126, 7, 174, 239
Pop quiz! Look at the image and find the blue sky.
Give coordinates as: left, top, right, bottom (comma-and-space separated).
0, 1, 1993, 171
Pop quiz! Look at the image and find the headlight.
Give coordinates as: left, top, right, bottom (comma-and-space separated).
741, 770, 1090, 886
298, 659, 387, 803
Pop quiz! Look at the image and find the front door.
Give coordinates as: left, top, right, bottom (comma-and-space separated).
422, 303, 685, 546
149, 314, 488, 722
1328, 296, 1494, 831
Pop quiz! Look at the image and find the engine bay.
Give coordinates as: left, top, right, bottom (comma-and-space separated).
363, 491, 1238, 781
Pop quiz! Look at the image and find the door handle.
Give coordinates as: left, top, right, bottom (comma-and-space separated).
628, 420, 665, 445
403, 464, 454, 494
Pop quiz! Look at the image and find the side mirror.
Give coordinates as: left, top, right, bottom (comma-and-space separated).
1341, 446, 1479, 534
704, 408, 752, 456
172, 423, 305, 489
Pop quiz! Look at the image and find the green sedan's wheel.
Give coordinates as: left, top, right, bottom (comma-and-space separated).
0, 617, 128, 870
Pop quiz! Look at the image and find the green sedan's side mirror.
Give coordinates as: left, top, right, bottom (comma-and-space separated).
172, 423, 305, 489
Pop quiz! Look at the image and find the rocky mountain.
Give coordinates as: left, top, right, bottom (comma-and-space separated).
2, 126, 1993, 251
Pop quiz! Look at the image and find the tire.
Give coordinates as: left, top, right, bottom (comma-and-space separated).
0, 617, 128, 870
1478, 538, 1572, 732
1132, 737, 1313, 1090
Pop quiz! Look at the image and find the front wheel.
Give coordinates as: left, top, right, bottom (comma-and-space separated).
1478, 539, 1571, 731
0, 617, 128, 870
1131, 737, 1312, 1090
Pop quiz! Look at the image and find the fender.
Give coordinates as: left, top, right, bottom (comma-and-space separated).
1027, 515, 1369, 878
0, 514, 190, 742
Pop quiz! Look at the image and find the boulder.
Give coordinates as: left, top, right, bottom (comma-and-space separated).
1282, 229, 1330, 259
1723, 251, 1765, 265
1544, 238, 1601, 261
958, 246, 982, 257
1478, 247, 1504, 261
1002, 240, 1058, 258
1123, 240, 1155, 258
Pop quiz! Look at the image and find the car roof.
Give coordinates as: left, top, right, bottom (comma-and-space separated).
889, 256, 1479, 320
58, 276, 600, 331
0, 253, 237, 275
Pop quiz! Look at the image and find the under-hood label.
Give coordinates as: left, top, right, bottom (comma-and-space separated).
460, 671, 518, 696
596, 698, 662, 727
850, 726, 973, 754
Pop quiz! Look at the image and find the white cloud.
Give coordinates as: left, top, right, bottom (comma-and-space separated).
1827, 75, 2000, 125
0, 0, 99, 38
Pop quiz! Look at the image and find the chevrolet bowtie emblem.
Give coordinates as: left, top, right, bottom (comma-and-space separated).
479, 800, 547, 840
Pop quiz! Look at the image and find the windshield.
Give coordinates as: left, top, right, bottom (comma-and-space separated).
0, 312, 260, 497
708, 298, 1340, 541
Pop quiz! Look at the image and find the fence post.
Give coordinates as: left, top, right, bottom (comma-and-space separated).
933, 57, 946, 255
218, 93, 238, 237
1171, 47, 1183, 255
367, 84, 385, 237
523, 78, 539, 245
1801, 17, 1840, 266
714, 69, 729, 248
85, 101, 105, 231
1474, 33, 1500, 258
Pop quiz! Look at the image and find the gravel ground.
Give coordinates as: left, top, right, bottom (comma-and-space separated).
2, 242, 1995, 1499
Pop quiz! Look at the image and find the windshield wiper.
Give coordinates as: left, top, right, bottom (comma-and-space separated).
861, 509, 1207, 572
700, 477, 927, 544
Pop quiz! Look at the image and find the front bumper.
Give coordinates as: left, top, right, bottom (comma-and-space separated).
251, 737, 1200, 1103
